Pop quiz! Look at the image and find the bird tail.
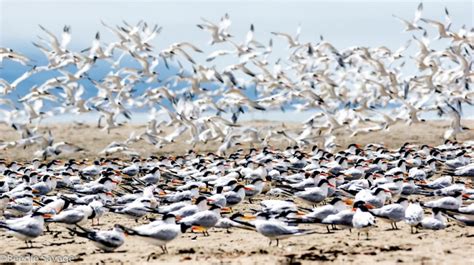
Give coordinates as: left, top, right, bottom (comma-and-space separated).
294, 229, 323, 236
442, 212, 468, 227
0, 221, 8, 230
132, 177, 147, 186
115, 224, 138, 236
441, 169, 455, 176
66, 224, 94, 239
274, 183, 293, 191
368, 210, 389, 220
413, 189, 434, 196
333, 189, 357, 198
274, 187, 294, 197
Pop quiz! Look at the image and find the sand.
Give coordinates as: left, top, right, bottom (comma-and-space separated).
0, 120, 473, 264
0, 207, 472, 265
1, 120, 473, 160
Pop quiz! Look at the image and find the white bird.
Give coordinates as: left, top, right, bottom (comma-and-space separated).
0, 211, 46, 248
352, 201, 376, 240
392, 3, 423, 31
118, 221, 189, 256
421, 208, 446, 230
70, 224, 125, 252
248, 212, 317, 246
405, 201, 424, 233
423, 191, 464, 210
179, 204, 221, 236
370, 197, 408, 230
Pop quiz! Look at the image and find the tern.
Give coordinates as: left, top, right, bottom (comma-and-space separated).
69, 224, 125, 252
0, 211, 46, 248
352, 201, 376, 240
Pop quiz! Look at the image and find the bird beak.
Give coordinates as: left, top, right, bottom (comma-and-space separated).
105, 192, 114, 196
175, 215, 182, 221
343, 198, 354, 205
207, 198, 215, 202
244, 186, 253, 191
241, 214, 256, 220
43, 213, 53, 218
364, 203, 375, 209
171, 179, 183, 184
462, 194, 470, 199
32, 189, 40, 193
220, 207, 232, 214
297, 210, 306, 217
328, 183, 335, 188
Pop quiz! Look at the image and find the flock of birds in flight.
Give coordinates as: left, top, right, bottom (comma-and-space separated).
0, 3, 472, 158
0, 3, 473, 258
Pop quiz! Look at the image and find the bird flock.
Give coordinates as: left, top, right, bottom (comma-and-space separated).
0, 4, 473, 158
0, 4, 473, 258
0, 140, 473, 256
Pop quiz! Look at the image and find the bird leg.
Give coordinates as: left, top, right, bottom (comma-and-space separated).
276, 239, 280, 247
394, 222, 399, 230
410, 226, 414, 234
357, 232, 360, 240
147, 252, 155, 262
365, 231, 369, 240
269, 240, 272, 246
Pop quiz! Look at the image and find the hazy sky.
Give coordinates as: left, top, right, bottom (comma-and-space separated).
1, 0, 472, 62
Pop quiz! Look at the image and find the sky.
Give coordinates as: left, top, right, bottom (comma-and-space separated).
1, 0, 472, 61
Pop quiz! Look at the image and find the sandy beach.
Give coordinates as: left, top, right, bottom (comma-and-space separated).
0, 121, 473, 264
